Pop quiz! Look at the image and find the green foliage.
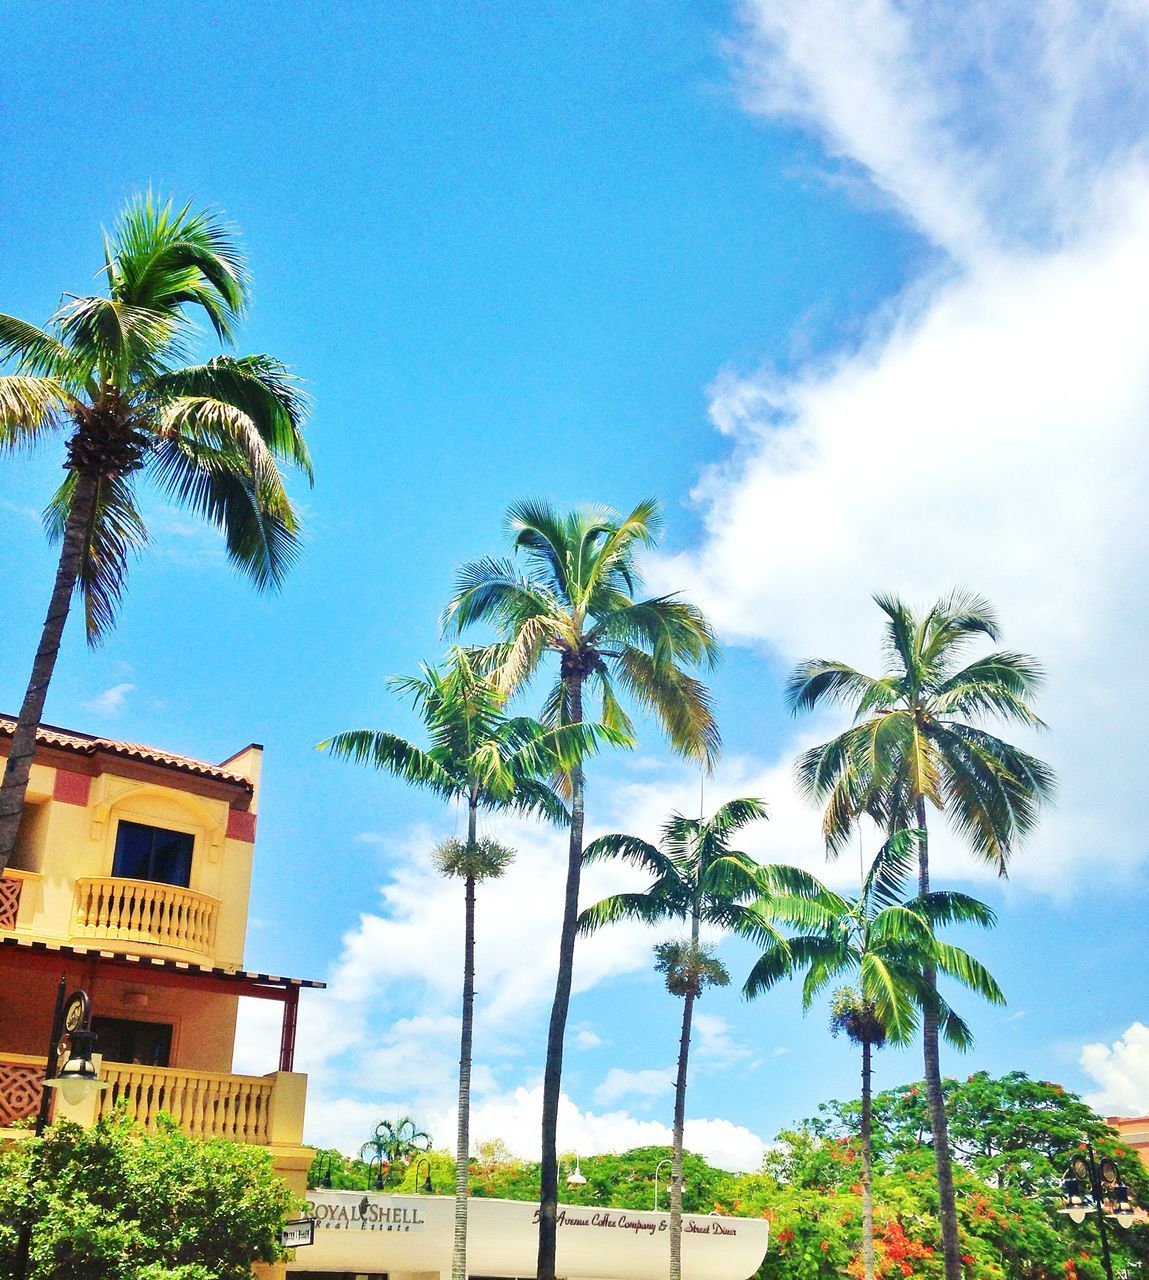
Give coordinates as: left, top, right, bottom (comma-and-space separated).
433, 835, 515, 881
653, 939, 730, 998
0, 1114, 295, 1280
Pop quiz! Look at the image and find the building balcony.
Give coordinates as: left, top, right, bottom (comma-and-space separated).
0, 871, 35, 931
0, 1052, 306, 1151
70, 876, 220, 961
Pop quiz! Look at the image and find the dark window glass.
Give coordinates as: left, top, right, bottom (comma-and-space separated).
112, 821, 193, 887
92, 1016, 173, 1067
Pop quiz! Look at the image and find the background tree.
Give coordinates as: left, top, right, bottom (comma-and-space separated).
742, 835, 1004, 1280
0, 194, 312, 869
787, 591, 1054, 1280
579, 797, 767, 1280
358, 1115, 432, 1188
0, 1113, 295, 1280
445, 498, 720, 1280
321, 647, 604, 1280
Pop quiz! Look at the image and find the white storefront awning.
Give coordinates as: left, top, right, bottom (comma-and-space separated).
289, 1191, 770, 1280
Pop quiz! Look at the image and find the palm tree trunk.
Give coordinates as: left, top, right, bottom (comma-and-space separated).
452, 800, 479, 1280
537, 674, 584, 1280
860, 1036, 875, 1280
916, 798, 962, 1280
0, 472, 97, 870
669, 985, 695, 1280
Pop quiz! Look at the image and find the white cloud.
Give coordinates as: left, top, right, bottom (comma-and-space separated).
575, 1026, 605, 1050
1080, 1022, 1149, 1116
647, 0, 1149, 894
82, 682, 135, 715
595, 1067, 675, 1106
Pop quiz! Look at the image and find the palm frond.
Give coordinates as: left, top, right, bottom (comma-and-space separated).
613, 645, 720, 768
147, 355, 312, 479
43, 472, 147, 644
148, 435, 302, 590
317, 730, 460, 798
0, 376, 73, 450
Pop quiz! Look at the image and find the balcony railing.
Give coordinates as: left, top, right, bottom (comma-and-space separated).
71, 877, 219, 958
0, 1052, 44, 1127
0, 875, 21, 930
97, 1063, 274, 1144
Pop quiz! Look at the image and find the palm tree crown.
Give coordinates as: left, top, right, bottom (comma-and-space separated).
445, 498, 720, 762
319, 646, 582, 826
788, 591, 1054, 874
579, 796, 769, 938
743, 835, 1005, 1046
0, 194, 312, 627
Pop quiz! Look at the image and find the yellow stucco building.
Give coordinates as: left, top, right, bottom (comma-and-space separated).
0, 716, 321, 1273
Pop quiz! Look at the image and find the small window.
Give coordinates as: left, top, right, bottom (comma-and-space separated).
92, 1016, 173, 1067
112, 821, 193, 887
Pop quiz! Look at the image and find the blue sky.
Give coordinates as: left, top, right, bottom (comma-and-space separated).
3, 1, 1148, 1169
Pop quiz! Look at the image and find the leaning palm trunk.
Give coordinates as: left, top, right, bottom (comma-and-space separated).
915, 802, 962, 1280
0, 473, 97, 868
537, 675, 585, 1280
452, 804, 479, 1280
669, 979, 696, 1280
860, 1037, 875, 1280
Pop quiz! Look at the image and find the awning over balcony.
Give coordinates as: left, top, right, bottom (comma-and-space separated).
0, 935, 324, 1071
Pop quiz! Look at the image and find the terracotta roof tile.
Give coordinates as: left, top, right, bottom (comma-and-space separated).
0, 717, 254, 791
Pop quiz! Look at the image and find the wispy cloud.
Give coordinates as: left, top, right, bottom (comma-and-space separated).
81, 682, 135, 716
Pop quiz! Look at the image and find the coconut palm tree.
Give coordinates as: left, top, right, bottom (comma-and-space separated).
444, 498, 720, 1280
579, 798, 767, 1280
360, 1115, 432, 1187
786, 592, 1053, 1280
0, 194, 311, 868
743, 836, 1004, 1280
321, 647, 612, 1280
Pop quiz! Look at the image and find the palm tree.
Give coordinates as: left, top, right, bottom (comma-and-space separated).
321, 648, 609, 1280
360, 1115, 432, 1187
786, 592, 1053, 1280
743, 836, 1004, 1280
579, 798, 767, 1280
444, 498, 720, 1280
0, 194, 311, 868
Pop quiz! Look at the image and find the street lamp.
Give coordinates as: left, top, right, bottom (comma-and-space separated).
367, 1155, 387, 1190
653, 1158, 672, 1211
414, 1157, 433, 1193
1057, 1145, 1136, 1280
15, 976, 107, 1280
566, 1155, 587, 1187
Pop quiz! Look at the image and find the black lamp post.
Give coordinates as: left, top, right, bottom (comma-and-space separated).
413, 1157, 433, 1194
14, 976, 106, 1280
1058, 1145, 1136, 1280
367, 1154, 387, 1190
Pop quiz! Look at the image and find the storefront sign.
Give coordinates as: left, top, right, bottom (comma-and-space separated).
529, 1209, 739, 1239
305, 1193, 427, 1233
281, 1218, 315, 1247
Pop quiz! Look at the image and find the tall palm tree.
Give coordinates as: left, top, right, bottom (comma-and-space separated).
444, 499, 721, 1280
0, 194, 311, 868
579, 797, 767, 1280
321, 648, 609, 1280
743, 836, 1004, 1280
786, 592, 1053, 1280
